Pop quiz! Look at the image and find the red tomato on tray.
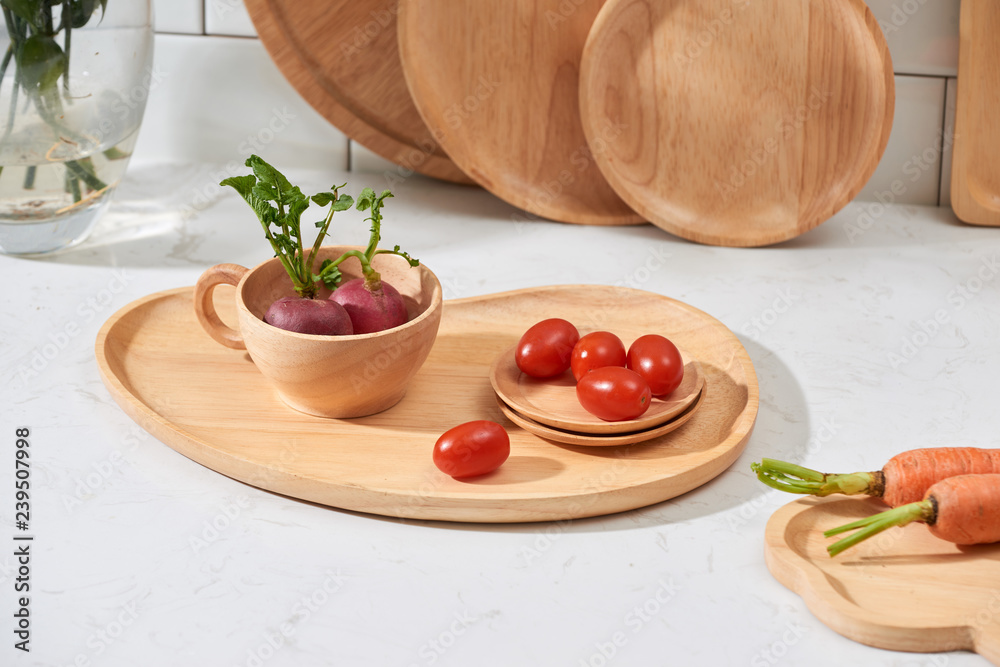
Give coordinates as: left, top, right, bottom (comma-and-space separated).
570, 331, 626, 381
433, 421, 510, 478
626, 334, 684, 396
576, 367, 652, 421
515, 318, 580, 378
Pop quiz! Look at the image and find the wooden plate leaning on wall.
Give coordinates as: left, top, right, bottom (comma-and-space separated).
244, 0, 472, 184
397, 0, 644, 226
579, 0, 895, 246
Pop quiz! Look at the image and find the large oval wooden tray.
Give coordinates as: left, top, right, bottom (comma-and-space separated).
765, 496, 1000, 662
244, 0, 471, 184
579, 0, 894, 246
95, 285, 758, 523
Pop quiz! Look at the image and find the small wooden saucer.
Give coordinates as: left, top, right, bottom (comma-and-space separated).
490, 344, 703, 434
496, 391, 703, 447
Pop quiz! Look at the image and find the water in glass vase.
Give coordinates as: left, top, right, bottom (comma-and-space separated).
0, 1, 153, 255
0, 129, 139, 255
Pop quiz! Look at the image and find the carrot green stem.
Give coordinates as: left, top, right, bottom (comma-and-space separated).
824, 500, 934, 557
751, 459, 878, 497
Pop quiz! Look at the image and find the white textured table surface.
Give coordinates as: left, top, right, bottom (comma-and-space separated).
1, 162, 996, 667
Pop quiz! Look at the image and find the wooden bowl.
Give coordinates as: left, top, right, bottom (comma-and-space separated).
194, 246, 442, 418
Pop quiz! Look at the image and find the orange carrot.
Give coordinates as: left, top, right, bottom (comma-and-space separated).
824, 474, 1000, 556
751, 447, 1000, 507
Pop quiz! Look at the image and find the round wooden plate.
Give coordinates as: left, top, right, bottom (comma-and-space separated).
495, 391, 703, 447
765, 497, 1000, 662
244, 0, 472, 184
579, 0, 894, 246
95, 284, 757, 523
490, 344, 703, 434
396, 0, 643, 225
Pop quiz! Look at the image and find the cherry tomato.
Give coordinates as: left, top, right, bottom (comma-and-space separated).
626, 334, 684, 396
515, 318, 580, 378
576, 367, 652, 421
433, 420, 510, 478
571, 331, 626, 381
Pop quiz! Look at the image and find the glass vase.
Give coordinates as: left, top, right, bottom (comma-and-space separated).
0, 0, 153, 255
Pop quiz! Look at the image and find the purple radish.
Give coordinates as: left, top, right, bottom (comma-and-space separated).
329, 278, 408, 334
264, 297, 354, 335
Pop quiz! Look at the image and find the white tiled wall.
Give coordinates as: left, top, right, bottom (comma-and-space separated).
153, 0, 203, 34
865, 0, 960, 76
152, 0, 963, 207
204, 0, 257, 37
940, 78, 959, 208
857, 76, 947, 207
136, 35, 349, 170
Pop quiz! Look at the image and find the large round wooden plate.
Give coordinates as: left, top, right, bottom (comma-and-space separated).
579, 0, 894, 246
95, 285, 757, 523
397, 0, 643, 225
244, 0, 471, 184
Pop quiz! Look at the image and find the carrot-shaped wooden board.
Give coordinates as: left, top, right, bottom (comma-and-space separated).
765, 496, 1000, 663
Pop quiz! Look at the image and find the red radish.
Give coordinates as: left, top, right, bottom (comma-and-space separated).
330, 278, 407, 334
752, 447, 1000, 507
264, 297, 353, 335
221, 157, 419, 334
322, 188, 419, 334
825, 473, 1000, 556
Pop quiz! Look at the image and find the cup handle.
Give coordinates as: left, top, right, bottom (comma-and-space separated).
194, 263, 249, 349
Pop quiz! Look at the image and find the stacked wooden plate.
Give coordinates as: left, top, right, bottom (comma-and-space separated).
248, 0, 894, 246
489, 344, 706, 446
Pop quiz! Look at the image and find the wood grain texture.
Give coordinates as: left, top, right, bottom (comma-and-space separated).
765, 497, 1000, 663
951, 0, 1000, 226
95, 285, 757, 523
192, 247, 443, 419
244, 0, 472, 184
579, 0, 894, 246
491, 344, 703, 434
496, 391, 702, 447
397, 0, 643, 225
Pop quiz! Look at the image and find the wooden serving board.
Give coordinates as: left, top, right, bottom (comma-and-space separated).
244, 0, 471, 184
765, 497, 1000, 664
579, 0, 894, 246
95, 285, 757, 523
397, 0, 642, 225
951, 0, 1000, 226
